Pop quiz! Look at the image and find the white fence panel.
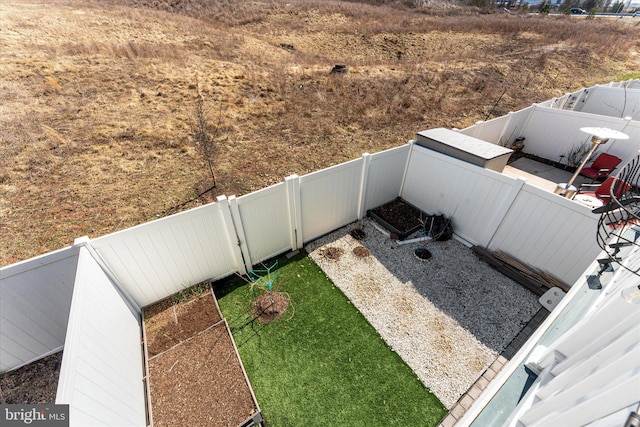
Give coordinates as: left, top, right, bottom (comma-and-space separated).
464, 116, 511, 143
511, 106, 638, 165
91, 202, 242, 308
0, 246, 78, 372
501, 108, 535, 145
57, 247, 146, 426
557, 89, 584, 110
460, 107, 532, 147
400, 145, 520, 246
576, 85, 640, 119
461, 104, 640, 170
614, 121, 640, 164
300, 158, 363, 242
487, 184, 600, 285
236, 182, 292, 265
364, 145, 410, 212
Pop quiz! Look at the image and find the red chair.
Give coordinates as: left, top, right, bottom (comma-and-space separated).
577, 177, 631, 204
579, 153, 622, 182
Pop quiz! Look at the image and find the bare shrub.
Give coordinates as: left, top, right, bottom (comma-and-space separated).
564, 141, 592, 169
191, 83, 221, 189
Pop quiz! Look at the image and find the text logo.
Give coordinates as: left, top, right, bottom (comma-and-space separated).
1, 405, 68, 426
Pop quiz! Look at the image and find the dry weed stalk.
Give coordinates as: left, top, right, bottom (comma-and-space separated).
191, 81, 219, 189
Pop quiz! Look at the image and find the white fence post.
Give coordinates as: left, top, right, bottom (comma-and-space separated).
357, 153, 371, 220
399, 140, 415, 197
227, 195, 252, 272
473, 121, 484, 138
484, 177, 527, 248
520, 103, 538, 134
217, 195, 251, 274
285, 174, 303, 249
498, 112, 515, 146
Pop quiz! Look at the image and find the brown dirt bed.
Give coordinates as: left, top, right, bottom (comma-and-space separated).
0, 352, 62, 404
144, 289, 260, 427
145, 291, 223, 357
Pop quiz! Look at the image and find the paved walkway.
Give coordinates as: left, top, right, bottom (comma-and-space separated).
503, 158, 590, 192
437, 308, 550, 427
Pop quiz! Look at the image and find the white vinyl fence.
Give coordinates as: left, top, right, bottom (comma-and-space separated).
463, 104, 640, 172
400, 145, 601, 285
401, 145, 523, 246
56, 246, 146, 426
462, 80, 640, 171
462, 107, 531, 146
572, 84, 640, 119
0, 134, 611, 426
485, 184, 601, 285
0, 246, 78, 372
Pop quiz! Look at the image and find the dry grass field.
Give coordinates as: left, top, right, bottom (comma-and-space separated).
1, 0, 639, 265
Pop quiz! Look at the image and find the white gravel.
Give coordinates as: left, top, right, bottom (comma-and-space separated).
305, 218, 540, 409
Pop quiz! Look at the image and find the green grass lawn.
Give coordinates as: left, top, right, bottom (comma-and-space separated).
214, 251, 447, 427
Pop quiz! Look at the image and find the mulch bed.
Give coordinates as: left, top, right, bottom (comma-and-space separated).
353, 245, 370, 257
252, 291, 289, 323
0, 352, 62, 404
320, 246, 344, 261
144, 289, 261, 427
349, 228, 366, 240
145, 291, 223, 357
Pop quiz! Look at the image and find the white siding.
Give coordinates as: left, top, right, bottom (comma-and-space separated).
487, 184, 600, 287
56, 247, 146, 427
300, 159, 363, 242
0, 246, 78, 372
91, 202, 242, 308
237, 183, 292, 264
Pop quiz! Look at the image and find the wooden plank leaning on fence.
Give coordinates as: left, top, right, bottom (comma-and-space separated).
471, 246, 571, 296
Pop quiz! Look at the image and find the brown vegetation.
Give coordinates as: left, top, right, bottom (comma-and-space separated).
1, 0, 639, 265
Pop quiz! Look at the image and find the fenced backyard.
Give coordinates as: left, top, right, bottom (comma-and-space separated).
1, 142, 604, 425
3, 81, 638, 424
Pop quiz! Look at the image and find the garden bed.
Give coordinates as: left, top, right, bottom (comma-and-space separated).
367, 197, 426, 240
144, 285, 262, 427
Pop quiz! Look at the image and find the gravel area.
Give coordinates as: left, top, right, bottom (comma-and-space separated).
305, 218, 540, 409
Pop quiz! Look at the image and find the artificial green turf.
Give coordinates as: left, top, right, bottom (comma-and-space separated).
214, 251, 447, 427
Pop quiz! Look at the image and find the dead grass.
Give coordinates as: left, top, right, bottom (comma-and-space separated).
1, 0, 639, 265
